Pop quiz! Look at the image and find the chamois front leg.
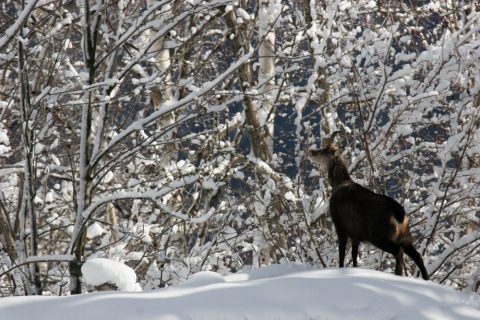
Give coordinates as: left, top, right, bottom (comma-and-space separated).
337, 233, 347, 268
351, 240, 360, 267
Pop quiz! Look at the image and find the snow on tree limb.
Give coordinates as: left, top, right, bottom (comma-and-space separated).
90, 47, 254, 166
0, 0, 40, 51
81, 175, 202, 221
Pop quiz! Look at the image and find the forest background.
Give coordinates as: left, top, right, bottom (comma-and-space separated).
0, 0, 479, 296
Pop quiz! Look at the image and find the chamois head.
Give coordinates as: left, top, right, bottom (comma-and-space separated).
309, 131, 343, 169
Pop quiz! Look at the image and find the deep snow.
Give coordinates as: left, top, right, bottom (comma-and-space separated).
0, 264, 479, 320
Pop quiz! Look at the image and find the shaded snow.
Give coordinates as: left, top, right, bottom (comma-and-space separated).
0, 265, 479, 320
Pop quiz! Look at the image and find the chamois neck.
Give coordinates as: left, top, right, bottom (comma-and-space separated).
328, 156, 351, 189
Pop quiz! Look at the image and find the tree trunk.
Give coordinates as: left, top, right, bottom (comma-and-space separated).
17, 4, 41, 294
224, 6, 271, 162
69, 0, 99, 294
225, 3, 289, 265
258, 0, 277, 152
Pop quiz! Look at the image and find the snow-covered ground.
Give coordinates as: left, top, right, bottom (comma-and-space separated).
1, 264, 479, 320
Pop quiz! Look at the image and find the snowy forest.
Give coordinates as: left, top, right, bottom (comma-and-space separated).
0, 0, 479, 297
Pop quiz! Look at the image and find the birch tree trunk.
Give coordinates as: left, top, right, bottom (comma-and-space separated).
149, 1, 175, 130
225, 2, 290, 265
255, 0, 286, 265
224, 5, 271, 162
257, 0, 277, 152
149, 1, 179, 174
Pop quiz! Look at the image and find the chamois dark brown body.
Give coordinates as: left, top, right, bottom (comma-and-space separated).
330, 182, 405, 246
310, 143, 429, 280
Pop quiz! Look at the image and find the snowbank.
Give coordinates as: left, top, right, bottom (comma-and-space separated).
0, 265, 479, 320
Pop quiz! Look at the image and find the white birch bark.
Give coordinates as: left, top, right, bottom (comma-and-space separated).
106, 202, 118, 242
148, 2, 174, 122
147, 1, 176, 167
257, 0, 279, 153
253, 0, 280, 266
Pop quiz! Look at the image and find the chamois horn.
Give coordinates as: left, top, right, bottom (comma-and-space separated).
322, 130, 343, 146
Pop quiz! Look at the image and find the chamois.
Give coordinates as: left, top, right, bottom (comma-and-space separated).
310, 132, 429, 280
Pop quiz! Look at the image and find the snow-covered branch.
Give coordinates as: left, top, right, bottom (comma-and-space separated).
81, 175, 201, 220
90, 47, 254, 166
0, 0, 40, 50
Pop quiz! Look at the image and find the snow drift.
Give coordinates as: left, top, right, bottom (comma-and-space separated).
0, 265, 479, 320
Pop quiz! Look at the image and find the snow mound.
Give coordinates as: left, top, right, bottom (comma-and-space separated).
0, 266, 479, 320
227, 262, 317, 282
180, 271, 226, 287
81, 258, 140, 292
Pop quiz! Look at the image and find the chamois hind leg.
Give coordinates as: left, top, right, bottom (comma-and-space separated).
403, 244, 430, 280
351, 239, 360, 267
394, 247, 404, 276
373, 240, 404, 276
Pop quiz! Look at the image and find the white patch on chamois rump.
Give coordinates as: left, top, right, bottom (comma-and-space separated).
390, 215, 410, 241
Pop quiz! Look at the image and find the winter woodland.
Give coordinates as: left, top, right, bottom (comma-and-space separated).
0, 0, 479, 296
